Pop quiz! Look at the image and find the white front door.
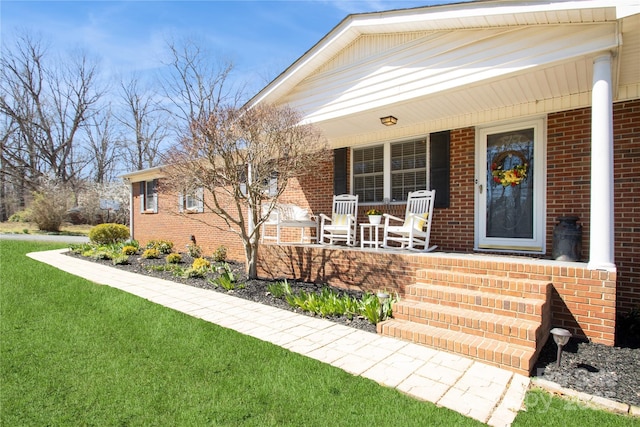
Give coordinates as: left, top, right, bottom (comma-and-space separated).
475, 118, 546, 253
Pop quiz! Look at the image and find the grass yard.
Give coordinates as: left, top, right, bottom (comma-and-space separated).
0, 221, 91, 235
1, 240, 637, 426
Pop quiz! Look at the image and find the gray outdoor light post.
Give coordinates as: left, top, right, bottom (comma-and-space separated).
550, 328, 572, 367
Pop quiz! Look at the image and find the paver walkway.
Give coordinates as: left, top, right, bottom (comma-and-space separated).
28, 249, 530, 426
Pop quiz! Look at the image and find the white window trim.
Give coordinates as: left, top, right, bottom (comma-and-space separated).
140, 180, 158, 213
178, 187, 204, 213
351, 136, 430, 205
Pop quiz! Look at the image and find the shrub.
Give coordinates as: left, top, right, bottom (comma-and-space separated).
30, 190, 69, 232
146, 240, 174, 254
8, 210, 31, 222
182, 267, 206, 279
69, 243, 93, 254
122, 245, 137, 255
186, 243, 202, 258
191, 257, 211, 271
166, 253, 182, 264
89, 223, 130, 245
91, 250, 113, 261
111, 254, 129, 265
142, 248, 160, 259
123, 239, 140, 249
212, 245, 227, 262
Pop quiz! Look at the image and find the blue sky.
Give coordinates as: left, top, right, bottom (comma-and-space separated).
2, 1, 461, 95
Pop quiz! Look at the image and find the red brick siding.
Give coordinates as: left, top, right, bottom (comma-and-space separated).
131, 185, 247, 262
612, 100, 640, 314
131, 99, 639, 340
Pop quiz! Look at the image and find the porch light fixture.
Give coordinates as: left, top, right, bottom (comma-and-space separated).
380, 115, 398, 126
550, 328, 572, 367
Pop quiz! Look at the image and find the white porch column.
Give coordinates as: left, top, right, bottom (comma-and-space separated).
588, 53, 615, 271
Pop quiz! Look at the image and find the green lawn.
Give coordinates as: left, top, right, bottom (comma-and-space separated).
1, 240, 637, 426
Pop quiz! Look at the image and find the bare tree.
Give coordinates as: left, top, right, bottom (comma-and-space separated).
117, 75, 167, 171
85, 108, 120, 183
161, 38, 241, 137
0, 32, 104, 212
163, 102, 328, 279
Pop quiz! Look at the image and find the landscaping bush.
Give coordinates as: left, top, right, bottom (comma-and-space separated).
89, 223, 130, 245
212, 245, 227, 262
142, 248, 160, 259
8, 209, 31, 223
111, 254, 129, 265
122, 245, 137, 255
186, 243, 202, 258
146, 240, 174, 254
30, 191, 69, 232
191, 257, 211, 271
166, 253, 182, 264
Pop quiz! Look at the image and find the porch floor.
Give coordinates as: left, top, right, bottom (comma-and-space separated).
30, 248, 529, 426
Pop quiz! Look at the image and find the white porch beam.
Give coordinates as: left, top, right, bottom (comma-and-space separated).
588, 53, 616, 271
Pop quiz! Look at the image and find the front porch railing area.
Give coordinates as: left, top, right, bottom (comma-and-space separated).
257, 244, 616, 375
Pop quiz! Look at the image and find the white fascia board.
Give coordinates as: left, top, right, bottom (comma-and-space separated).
120, 165, 165, 182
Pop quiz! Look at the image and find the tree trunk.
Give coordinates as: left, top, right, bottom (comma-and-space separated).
245, 241, 258, 279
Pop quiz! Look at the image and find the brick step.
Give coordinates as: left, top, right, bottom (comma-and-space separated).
415, 268, 551, 299
377, 318, 537, 375
404, 283, 548, 322
393, 299, 544, 349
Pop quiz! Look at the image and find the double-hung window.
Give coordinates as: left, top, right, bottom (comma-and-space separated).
353, 138, 428, 203
140, 180, 158, 213
179, 187, 204, 213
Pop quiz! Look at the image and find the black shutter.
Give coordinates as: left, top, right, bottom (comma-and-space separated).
430, 131, 450, 209
333, 148, 348, 195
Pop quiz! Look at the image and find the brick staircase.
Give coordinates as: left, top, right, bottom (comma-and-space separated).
377, 257, 552, 375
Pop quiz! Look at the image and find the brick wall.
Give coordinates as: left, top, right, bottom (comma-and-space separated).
130, 99, 639, 326
131, 185, 247, 262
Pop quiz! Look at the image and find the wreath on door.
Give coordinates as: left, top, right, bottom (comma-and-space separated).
491, 150, 528, 187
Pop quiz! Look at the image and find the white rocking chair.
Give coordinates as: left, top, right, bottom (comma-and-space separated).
319, 194, 358, 246
382, 189, 437, 252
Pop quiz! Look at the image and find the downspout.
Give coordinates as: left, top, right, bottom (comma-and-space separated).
126, 179, 134, 241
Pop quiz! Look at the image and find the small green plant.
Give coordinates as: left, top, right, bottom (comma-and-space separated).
122, 245, 137, 255
279, 285, 395, 325
142, 248, 160, 259
166, 253, 182, 264
69, 243, 93, 254
365, 208, 382, 216
210, 263, 239, 290
88, 223, 130, 245
123, 239, 140, 249
182, 267, 206, 278
91, 250, 113, 261
22, 228, 29, 234
146, 240, 174, 254
111, 254, 129, 265
212, 245, 227, 262
186, 243, 202, 258
267, 279, 292, 298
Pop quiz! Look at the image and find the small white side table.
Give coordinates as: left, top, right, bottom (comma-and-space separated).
360, 223, 384, 249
